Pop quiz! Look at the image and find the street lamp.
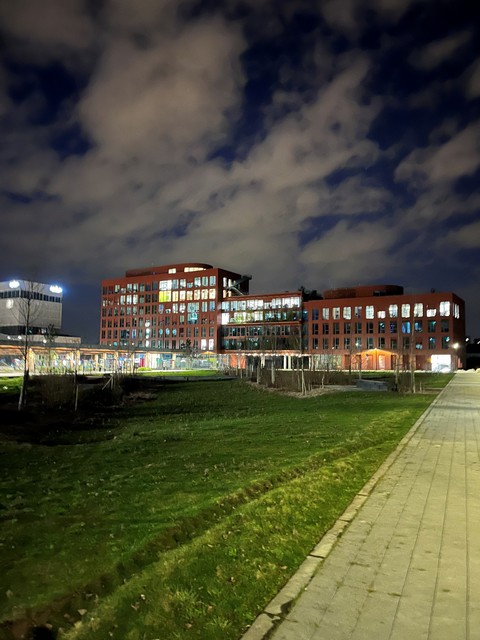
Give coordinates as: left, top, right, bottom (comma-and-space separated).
452, 342, 460, 372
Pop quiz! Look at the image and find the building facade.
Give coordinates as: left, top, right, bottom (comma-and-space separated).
0, 279, 63, 336
100, 264, 250, 352
100, 266, 466, 371
305, 285, 465, 373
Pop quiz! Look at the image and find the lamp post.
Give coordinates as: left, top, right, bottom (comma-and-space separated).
452, 342, 459, 372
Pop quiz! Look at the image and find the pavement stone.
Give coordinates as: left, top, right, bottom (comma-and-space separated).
242, 371, 480, 640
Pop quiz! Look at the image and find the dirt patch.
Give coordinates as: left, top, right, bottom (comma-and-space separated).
247, 381, 360, 398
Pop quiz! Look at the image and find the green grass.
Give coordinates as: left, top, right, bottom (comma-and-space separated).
0, 378, 447, 638
0, 377, 21, 394
138, 369, 222, 377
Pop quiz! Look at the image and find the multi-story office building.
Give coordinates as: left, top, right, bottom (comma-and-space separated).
100, 263, 250, 352
305, 285, 465, 372
219, 291, 307, 369
100, 266, 466, 371
0, 279, 63, 336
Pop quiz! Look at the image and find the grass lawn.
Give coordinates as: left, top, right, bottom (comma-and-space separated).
0, 377, 22, 394
137, 369, 222, 377
0, 377, 449, 639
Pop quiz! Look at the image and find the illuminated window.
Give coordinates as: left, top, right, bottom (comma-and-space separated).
442, 336, 450, 349
366, 306, 374, 319
414, 320, 423, 333
414, 303, 423, 317
377, 310, 386, 319
402, 304, 410, 317
322, 308, 329, 320
454, 304, 460, 319
333, 307, 340, 319
402, 321, 411, 334
343, 307, 351, 319
439, 301, 450, 316
354, 306, 362, 318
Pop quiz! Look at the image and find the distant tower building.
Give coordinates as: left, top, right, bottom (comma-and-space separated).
0, 279, 63, 336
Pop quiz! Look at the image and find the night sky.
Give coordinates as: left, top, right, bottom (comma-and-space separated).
1, 0, 479, 343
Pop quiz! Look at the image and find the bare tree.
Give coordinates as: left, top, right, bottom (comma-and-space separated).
15, 280, 42, 410
44, 323, 57, 373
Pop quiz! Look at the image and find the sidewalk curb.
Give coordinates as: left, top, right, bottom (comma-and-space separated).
240, 382, 451, 640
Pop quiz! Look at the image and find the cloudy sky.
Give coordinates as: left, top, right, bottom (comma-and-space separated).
0, 0, 479, 342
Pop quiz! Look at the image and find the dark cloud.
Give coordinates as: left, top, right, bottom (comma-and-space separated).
0, 0, 479, 341
409, 31, 473, 70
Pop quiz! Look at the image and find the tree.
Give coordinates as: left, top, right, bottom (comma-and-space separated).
181, 339, 194, 369
44, 323, 57, 373
15, 280, 42, 410
288, 324, 306, 395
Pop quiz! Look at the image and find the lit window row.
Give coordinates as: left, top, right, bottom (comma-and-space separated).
221, 297, 300, 312
221, 309, 301, 324
311, 336, 452, 350
159, 289, 216, 302
311, 301, 458, 320
159, 276, 216, 290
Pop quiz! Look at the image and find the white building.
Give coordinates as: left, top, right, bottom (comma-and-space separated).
0, 279, 63, 336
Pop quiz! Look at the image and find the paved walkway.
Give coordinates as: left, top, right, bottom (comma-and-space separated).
245, 371, 480, 640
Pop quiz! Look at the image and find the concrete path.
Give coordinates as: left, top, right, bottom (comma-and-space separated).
245, 371, 480, 640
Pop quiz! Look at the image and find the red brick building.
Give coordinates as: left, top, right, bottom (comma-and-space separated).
100, 263, 250, 353
305, 285, 465, 372
100, 266, 466, 371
